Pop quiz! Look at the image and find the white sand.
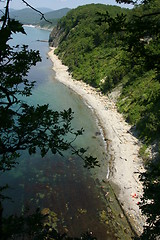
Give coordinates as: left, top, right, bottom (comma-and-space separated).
48, 47, 145, 234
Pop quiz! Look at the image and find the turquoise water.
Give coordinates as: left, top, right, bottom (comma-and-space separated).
0, 26, 115, 239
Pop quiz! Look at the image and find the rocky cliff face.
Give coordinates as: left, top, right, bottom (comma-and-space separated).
49, 26, 65, 47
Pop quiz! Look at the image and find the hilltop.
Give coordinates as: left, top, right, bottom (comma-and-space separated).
1, 7, 71, 27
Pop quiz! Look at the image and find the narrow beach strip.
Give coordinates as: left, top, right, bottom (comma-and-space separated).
48, 47, 145, 234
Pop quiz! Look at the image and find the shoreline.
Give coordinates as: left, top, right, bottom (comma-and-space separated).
23, 24, 52, 31
48, 47, 145, 234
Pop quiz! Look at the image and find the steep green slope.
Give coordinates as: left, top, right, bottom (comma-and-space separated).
49, 3, 160, 146
51, 4, 128, 87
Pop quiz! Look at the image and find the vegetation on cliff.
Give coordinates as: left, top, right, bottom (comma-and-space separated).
50, 2, 160, 147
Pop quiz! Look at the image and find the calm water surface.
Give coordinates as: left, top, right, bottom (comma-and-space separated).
0, 26, 116, 239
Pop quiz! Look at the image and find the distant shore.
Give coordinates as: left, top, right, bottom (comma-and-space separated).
48, 47, 145, 234
23, 24, 52, 31
23, 24, 36, 28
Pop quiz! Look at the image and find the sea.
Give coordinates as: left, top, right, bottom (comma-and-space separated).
0, 26, 117, 239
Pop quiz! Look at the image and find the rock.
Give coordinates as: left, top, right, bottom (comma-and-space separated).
95, 131, 101, 136
107, 207, 112, 213
119, 213, 124, 218
124, 228, 129, 234
109, 197, 113, 202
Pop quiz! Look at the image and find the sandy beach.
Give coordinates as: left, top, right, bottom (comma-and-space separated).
48, 47, 145, 234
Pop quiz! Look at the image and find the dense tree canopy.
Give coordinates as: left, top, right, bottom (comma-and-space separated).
52, 0, 160, 144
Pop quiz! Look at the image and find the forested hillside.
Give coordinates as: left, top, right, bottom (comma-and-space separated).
49, 2, 160, 149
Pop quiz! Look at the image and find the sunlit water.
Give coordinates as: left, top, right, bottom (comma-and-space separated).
0, 26, 115, 239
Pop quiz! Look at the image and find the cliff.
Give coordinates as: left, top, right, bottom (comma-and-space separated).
49, 26, 65, 47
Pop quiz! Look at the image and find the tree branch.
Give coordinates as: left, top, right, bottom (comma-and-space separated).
21, 0, 52, 24
0, 9, 4, 15
134, 11, 160, 19
1, 0, 10, 29
0, 85, 19, 108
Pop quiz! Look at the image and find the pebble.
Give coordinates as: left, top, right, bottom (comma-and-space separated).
119, 213, 124, 218
107, 207, 112, 213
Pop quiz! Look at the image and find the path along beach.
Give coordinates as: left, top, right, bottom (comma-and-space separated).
48, 47, 145, 234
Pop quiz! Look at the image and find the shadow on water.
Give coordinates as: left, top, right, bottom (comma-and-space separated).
1, 149, 116, 240
0, 26, 132, 239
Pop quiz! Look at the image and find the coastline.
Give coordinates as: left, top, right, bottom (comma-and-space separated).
23, 24, 53, 31
48, 47, 145, 234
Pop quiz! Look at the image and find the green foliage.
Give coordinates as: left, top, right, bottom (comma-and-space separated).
117, 70, 160, 142
52, 4, 129, 88
51, 2, 160, 144
138, 144, 150, 162
135, 162, 160, 240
